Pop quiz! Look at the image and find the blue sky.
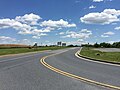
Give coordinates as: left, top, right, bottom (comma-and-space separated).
0, 0, 120, 45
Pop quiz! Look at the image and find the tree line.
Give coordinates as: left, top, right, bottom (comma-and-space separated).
81, 42, 120, 48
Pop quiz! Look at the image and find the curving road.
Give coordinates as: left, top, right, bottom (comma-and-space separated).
0, 48, 119, 90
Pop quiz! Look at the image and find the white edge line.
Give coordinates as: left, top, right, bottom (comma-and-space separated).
75, 47, 120, 67
41, 48, 120, 90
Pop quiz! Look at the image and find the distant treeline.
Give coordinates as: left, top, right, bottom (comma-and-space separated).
0, 43, 79, 49
81, 42, 120, 48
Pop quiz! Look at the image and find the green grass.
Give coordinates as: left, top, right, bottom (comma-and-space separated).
0, 46, 69, 56
80, 47, 120, 62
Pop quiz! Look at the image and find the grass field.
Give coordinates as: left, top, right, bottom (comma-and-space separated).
80, 47, 120, 62
0, 46, 69, 56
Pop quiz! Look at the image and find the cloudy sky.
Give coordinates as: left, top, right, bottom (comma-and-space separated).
0, 0, 120, 45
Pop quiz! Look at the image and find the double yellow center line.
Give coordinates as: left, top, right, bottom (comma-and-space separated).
40, 51, 120, 90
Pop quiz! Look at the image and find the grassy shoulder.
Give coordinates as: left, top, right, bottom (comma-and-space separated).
80, 47, 120, 62
0, 46, 69, 56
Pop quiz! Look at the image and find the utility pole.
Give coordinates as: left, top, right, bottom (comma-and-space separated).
88, 43, 89, 50
41, 43, 42, 46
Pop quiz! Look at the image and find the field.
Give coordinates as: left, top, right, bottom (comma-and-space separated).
0, 46, 69, 56
80, 47, 120, 62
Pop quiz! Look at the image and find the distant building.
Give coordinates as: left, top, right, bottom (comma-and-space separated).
57, 41, 66, 46
62, 43, 66, 46
57, 42, 62, 46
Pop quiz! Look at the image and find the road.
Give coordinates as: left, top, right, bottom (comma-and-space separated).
0, 48, 119, 90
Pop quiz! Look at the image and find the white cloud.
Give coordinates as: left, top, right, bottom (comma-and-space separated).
101, 35, 109, 38
32, 36, 41, 39
103, 9, 120, 16
41, 27, 55, 32
93, 0, 112, 2
59, 32, 65, 35
111, 23, 117, 25
18, 29, 32, 35
0, 36, 34, 45
0, 14, 76, 39
15, 13, 42, 25
30, 27, 55, 35
40, 19, 76, 28
0, 36, 16, 44
0, 18, 34, 36
77, 39, 84, 42
67, 40, 88, 45
93, 0, 103, 2
17, 39, 33, 45
75, 0, 81, 3
0, 36, 35, 45
62, 29, 92, 40
101, 31, 114, 38
0, 18, 31, 30
107, 40, 120, 44
0, 18, 47, 38
89, 5, 96, 9
0, 36, 16, 41
39, 33, 47, 36
28, 27, 54, 38
32, 33, 47, 39
107, 41, 114, 44
80, 9, 120, 25
104, 31, 114, 35
45, 40, 50, 43
115, 26, 120, 30
80, 29, 92, 33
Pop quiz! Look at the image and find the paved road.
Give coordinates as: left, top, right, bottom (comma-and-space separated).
45, 48, 120, 89
0, 48, 118, 90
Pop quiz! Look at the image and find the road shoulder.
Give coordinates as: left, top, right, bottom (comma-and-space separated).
75, 48, 120, 67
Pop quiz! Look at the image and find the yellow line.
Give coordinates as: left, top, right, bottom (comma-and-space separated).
40, 51, 120, 90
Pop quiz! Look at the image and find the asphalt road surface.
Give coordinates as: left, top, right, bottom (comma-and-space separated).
0, 48, 119, 90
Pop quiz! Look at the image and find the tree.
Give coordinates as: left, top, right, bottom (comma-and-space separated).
94, 42, 99, 48
28, 45, 32, 49
100, 42, 111, 48
67, 44, 74, 47
33, 43, 38, 50
112, 42, 120, 48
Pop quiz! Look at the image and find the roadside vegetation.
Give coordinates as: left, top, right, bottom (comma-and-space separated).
81, 42, 120, 48
80, 47, 120, 62
0, 46, 69, 56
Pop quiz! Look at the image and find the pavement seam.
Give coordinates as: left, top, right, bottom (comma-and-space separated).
40, 49, 120, 90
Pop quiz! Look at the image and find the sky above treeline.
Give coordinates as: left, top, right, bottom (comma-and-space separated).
0, 0, 120, 45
